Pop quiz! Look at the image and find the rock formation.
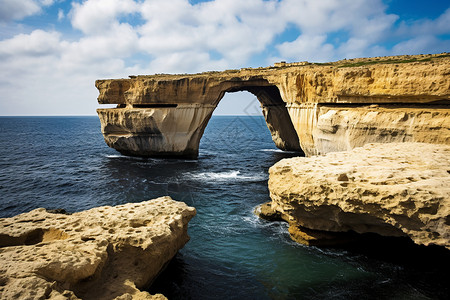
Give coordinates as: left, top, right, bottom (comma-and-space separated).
96, 53, 450, 158
0, 196, 196, 299
264, 143, 450, 249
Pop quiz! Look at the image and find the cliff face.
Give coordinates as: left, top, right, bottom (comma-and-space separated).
0, 196, 196, 300
97, 105, 215, 158
96, 53, 450, 158
266, 143, 450, 249
312, 105, 450, 154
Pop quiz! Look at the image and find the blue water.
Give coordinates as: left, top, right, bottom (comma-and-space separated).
0, 116, 448, 299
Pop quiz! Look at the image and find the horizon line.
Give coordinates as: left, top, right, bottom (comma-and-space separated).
0, 113, 264, 117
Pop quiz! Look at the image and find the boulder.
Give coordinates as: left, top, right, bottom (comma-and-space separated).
0, 196, 196, 299
267, 143, 450, 249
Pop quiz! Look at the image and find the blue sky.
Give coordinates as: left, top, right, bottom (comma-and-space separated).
0, 0, 449, 115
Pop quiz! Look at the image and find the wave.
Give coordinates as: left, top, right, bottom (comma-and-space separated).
259, 149, 300, 154
105, 154, 197, 163
241, 210, 298, 246
105, 154, 124, 158
187, 170, 267, 182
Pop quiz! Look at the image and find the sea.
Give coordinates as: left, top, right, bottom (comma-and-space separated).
0, 116, 449, 299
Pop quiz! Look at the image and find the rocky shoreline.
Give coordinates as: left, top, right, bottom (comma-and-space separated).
2, 52, 449, 298
258, 142, 450, 250
2, 142, 449, 299
0, 196, 196, 299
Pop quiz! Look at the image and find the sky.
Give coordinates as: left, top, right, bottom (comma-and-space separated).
0, 0, 449, 116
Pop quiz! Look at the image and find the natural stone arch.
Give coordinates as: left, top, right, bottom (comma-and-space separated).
96, 54, 450, 158
217, 85, 301, 152
96, 77, 303, 158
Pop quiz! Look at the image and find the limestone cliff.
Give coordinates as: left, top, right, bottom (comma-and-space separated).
0, 196, 196, 300
313, 105, 450, 154
96, 53, 450, 158
265, 143, 450, 249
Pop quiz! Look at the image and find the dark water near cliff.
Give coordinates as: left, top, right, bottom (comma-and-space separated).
0, 116, 448, 299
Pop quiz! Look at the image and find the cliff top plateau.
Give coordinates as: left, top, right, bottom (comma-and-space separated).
96, 52, 450, 106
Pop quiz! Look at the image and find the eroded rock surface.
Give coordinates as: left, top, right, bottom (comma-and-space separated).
0, 196, 196, 300
97, 105, 215, 158
267, 143, 450, 249
96, 53, 450, 158
312, 105, 450, 154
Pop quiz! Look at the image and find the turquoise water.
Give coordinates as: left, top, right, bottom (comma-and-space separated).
0, 116, 448, 299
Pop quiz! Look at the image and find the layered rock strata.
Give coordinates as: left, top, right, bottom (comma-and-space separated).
312, 105, 450, 154
265, 143, 450, 249
0, 196, 196, 299
96, 53, 450, 158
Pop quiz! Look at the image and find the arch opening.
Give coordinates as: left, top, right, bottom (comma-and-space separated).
205, 84, 303, 153
97, 78, 304, 159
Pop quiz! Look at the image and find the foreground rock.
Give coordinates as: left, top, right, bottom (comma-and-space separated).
0, 196, 196, 299
96, 53, 450, 158
266, 143, 450, 249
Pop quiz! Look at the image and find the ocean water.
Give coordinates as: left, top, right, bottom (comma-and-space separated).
0, 116, 448, 299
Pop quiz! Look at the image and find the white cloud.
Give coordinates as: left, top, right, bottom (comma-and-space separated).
61, 23, 139, 67
336, 38, 371, 60
435, 8, 450, 33
0, 0, 56, 22
0, 0, 41, 22
57, 9, 64, 21
40, 0, 54, 5
70, 0, 140, 35
277, 0, 395, 36
148, 51, 228, 74
276, 35, 335, 62
0, 0, 449, 115
0, 29, 62, 58
396, 7, 450, 37
137, 0, 283, 68
392, 35, 450, 55
274, 0, 399, 62
0, 26, 144, 115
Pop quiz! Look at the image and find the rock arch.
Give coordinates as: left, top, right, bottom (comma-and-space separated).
96, 54, 450, 158
96, 77, 302, 158
219, 84, 301, 152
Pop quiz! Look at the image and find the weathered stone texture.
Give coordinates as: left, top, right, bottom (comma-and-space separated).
267, 143, 450, 249
97, 105, 215, 158
96, 54, 450, 157
0, 196, 196, 300
312, 105, 450, 155
96, 54, 450, 158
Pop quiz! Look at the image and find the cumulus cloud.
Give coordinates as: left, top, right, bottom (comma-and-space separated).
0, 30, 62, 58
396, 7, 450, 37
0, 0, 56, 22
0, 0, 449, 115
275, 0, 399, 62
0, 0, 41, 22
392, 35, 450, 55
57, 9, 64, 21
134, 0, 283, 70
276, 35, 335, 62
70, 0, 140, 35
